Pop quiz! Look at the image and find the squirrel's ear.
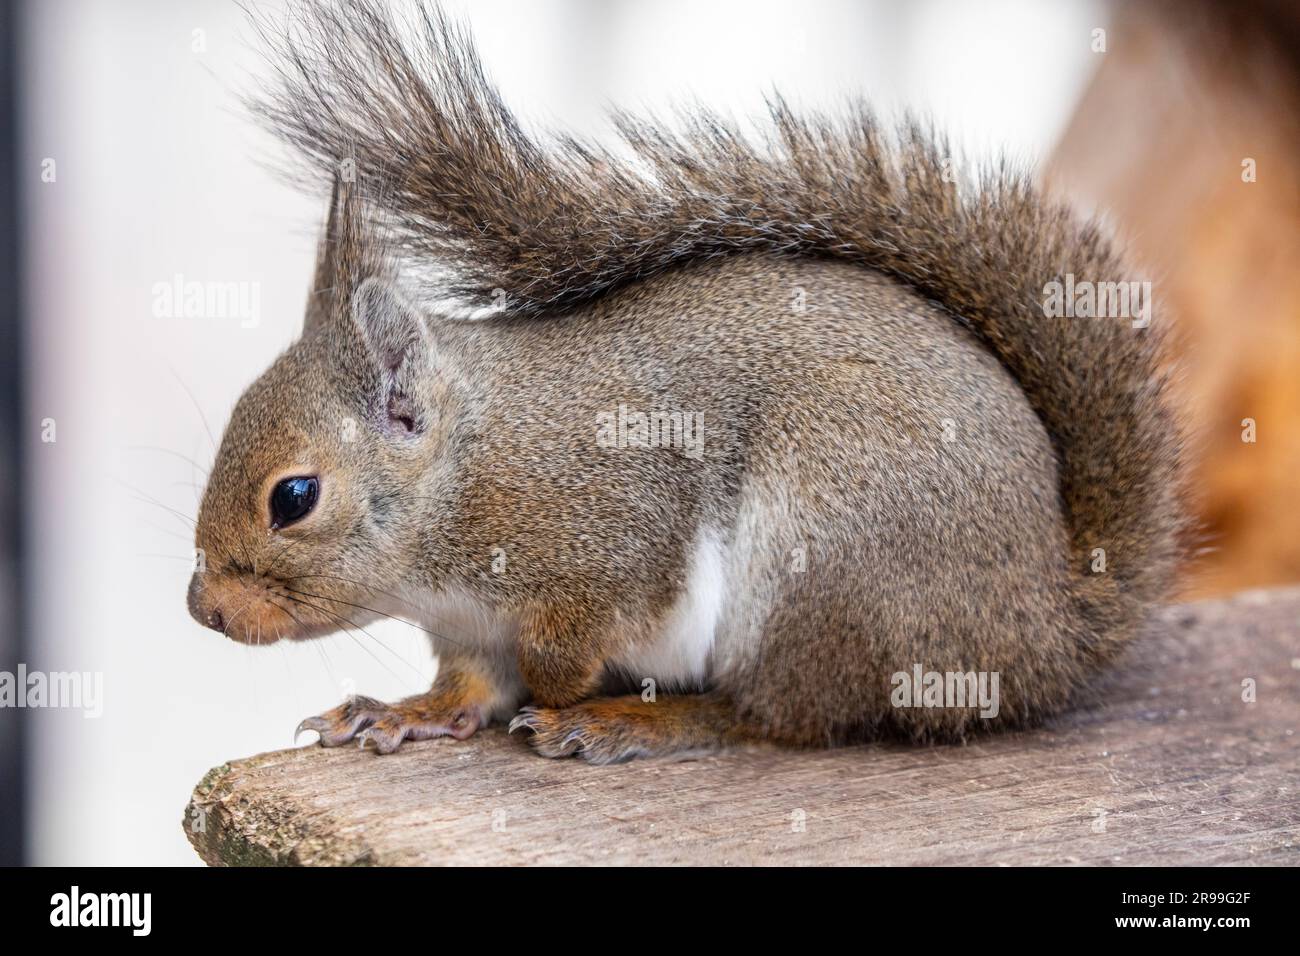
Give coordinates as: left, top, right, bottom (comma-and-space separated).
304, 174, 367, 337
350, 277, 431, 436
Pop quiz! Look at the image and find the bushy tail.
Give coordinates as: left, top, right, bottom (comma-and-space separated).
252, 0, 1186, 654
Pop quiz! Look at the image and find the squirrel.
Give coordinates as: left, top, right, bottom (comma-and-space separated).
186, 0, 1185, 763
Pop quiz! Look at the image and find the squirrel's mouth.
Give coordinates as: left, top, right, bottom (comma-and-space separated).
221, 596, 337, 646
187, 570, 351, 645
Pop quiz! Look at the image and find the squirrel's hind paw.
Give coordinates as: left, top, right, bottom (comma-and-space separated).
509, 694, 738, 764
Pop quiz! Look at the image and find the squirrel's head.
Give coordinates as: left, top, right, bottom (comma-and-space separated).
187, 180, 459, 644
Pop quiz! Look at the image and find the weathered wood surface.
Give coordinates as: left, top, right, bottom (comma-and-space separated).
185, 588, 1300, 866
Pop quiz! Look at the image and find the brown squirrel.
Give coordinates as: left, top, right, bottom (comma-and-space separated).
186, 0, 1185, 763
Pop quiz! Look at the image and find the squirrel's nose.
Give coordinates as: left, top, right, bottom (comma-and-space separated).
187, 572, 226, 633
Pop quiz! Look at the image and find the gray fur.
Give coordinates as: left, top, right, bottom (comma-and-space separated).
188, 1, 1186, 754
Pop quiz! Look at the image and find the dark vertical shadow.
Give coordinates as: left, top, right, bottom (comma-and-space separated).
0, 0, 26, 865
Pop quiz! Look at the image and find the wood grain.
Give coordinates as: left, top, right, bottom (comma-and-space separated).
184, 588, 1300, 865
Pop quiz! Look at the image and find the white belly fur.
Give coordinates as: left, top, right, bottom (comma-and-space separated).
390, 531, 726, 697
611, 528, 725, 691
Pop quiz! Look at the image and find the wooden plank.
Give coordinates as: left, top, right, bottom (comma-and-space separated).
184, 588, 1300, 865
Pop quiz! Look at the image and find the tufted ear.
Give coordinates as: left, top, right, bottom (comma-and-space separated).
350, 277, 433, 436
304, 173, 377, 337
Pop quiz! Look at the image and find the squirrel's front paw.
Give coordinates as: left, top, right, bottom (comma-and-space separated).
296, 693, 481, 754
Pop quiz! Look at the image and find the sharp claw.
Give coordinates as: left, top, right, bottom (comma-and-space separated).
294, 717, 325, 744
508, 711, 538, 735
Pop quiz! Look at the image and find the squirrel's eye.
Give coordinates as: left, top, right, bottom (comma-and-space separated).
270, 476, 319, 529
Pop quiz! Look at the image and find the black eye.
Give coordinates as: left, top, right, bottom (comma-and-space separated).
270, 476, 319, 529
